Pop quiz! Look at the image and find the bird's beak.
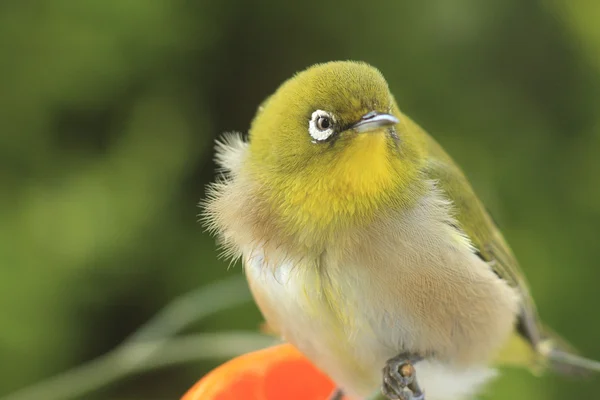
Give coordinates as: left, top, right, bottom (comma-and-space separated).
351, 111, 399, 133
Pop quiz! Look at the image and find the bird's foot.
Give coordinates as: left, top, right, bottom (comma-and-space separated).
381, 352, 425, 400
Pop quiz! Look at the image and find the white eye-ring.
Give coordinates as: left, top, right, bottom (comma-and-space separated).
308, 110, 336, 142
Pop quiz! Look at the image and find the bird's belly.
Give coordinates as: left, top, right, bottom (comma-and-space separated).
244, 244, 516, 400
245, 252, 382, 397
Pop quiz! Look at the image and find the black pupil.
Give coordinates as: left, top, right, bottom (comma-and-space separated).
318, 117, 330, 130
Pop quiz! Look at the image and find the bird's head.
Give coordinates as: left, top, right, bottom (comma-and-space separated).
246, 61, 426, 238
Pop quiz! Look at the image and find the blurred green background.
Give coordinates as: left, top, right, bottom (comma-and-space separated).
1, 1, 600, 399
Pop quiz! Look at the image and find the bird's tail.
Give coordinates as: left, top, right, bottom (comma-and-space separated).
496, 327, 600, 377
536, 333, 600, 377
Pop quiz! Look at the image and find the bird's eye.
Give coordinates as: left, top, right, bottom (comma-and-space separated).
316, 116, 330, 130
309, 110, 335, 142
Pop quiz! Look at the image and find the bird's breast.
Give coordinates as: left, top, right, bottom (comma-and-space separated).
242, 187, 520, 399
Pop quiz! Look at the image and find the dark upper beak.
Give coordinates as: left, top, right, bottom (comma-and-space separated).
350, 111, 399, 133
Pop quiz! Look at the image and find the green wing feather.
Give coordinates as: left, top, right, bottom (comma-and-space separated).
404, 115, 600, 375
418, 130, 543, 345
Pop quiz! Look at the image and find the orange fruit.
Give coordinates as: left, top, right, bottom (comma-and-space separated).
181, 343, 346, 400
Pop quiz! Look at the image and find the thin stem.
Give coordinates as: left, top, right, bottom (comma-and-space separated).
1, 276, 260, 400
122, 275, 251, 344
1, 332, 275, 400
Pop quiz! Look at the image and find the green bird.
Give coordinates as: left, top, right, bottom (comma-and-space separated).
204, 61, 599, 400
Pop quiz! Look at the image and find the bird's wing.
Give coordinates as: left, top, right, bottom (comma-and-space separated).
417, 125, 544, 350
409, 119, 599, 375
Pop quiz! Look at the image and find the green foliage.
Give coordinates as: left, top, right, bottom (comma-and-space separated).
0, 1, 599, 399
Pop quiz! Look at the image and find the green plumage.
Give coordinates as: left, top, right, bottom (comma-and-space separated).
409, 113, 592, 374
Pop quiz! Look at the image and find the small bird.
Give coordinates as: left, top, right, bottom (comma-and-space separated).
204, 61, 598, 400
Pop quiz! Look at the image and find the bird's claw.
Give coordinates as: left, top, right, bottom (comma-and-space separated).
381, 353, 425, 400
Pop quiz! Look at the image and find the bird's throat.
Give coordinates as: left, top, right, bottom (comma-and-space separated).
265, 133, 416, 243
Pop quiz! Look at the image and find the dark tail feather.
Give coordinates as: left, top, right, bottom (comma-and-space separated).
538, 338, 600, 377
